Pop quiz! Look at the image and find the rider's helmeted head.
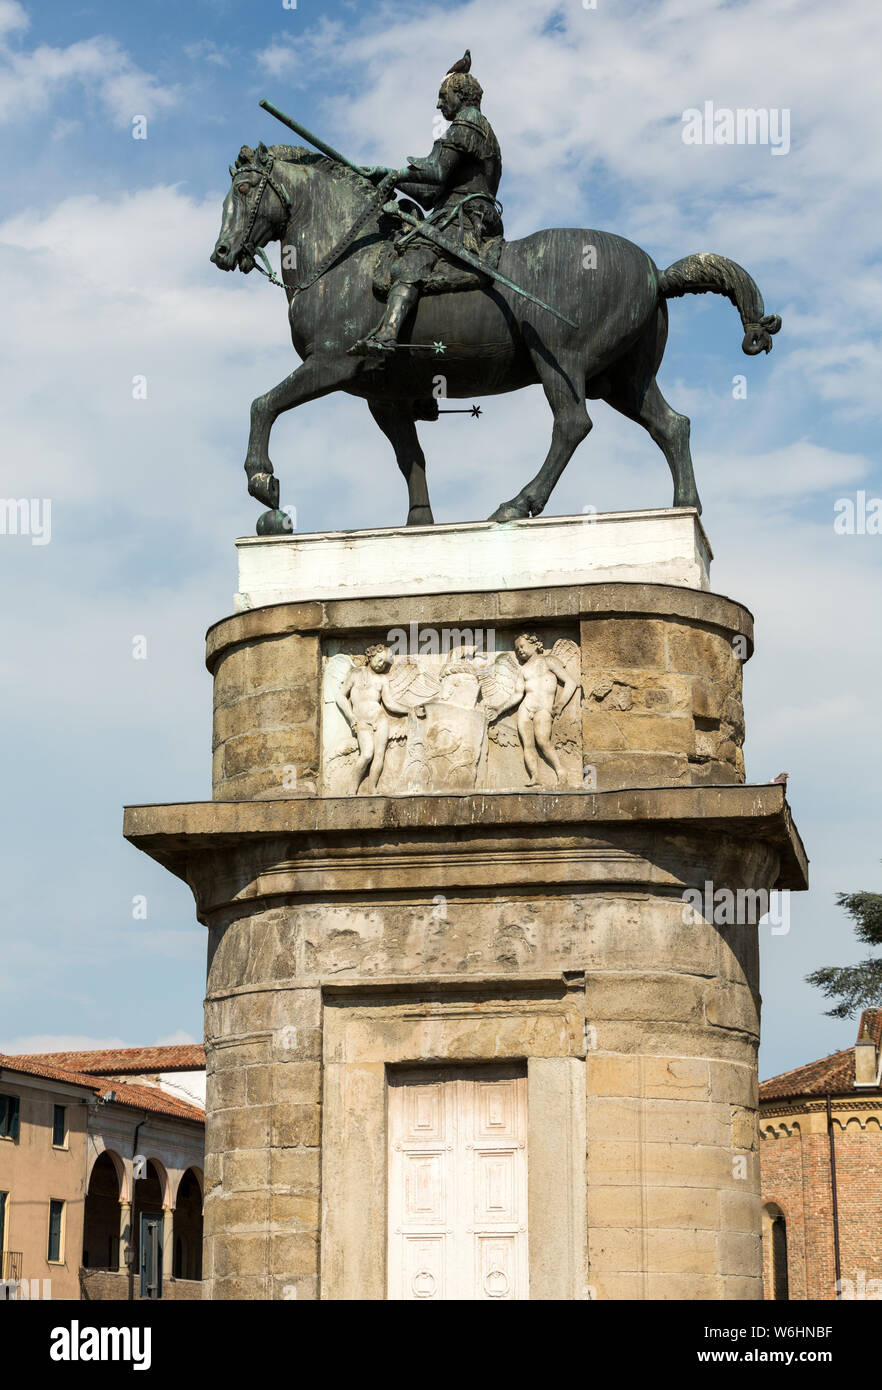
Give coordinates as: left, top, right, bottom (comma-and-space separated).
437, 72, 483, 121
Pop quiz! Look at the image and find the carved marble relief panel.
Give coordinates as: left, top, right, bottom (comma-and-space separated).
321, 628, 582, 796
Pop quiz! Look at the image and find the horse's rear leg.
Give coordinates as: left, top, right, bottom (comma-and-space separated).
368, 400, 434, 526
489, 352, 592, 522
604, 362, 700, 513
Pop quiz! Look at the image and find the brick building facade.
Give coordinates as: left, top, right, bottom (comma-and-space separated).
759, 1009, 882, 1300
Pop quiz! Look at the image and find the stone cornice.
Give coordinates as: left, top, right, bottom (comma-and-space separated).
123, 784, 807, 922
205, 580, 754, 672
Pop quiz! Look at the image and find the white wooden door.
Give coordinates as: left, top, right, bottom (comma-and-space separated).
387, 1065, 528, 1300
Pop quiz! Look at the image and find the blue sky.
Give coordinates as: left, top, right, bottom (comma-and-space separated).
0, 0, 880, 1079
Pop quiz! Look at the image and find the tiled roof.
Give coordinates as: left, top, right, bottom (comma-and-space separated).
0, 1054, 204, 1124
760, 1010, 882, 1101
15, 1044, 205, 1075
760, 1048, 856, 1101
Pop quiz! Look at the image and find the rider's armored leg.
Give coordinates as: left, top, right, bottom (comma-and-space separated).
348, 281, 420, 357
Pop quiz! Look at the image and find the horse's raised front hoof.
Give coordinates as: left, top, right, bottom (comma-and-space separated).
246, 470, 280, 509
406, 507, 434, 527
488, 499, 530, 522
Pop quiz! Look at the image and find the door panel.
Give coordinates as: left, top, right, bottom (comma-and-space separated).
388, 1065, 528, 1300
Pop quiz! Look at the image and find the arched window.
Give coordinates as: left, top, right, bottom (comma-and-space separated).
763, 1202, 789, 1300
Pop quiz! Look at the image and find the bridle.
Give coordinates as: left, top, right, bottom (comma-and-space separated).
230, 158, 400, 298
234, 155, 292, 286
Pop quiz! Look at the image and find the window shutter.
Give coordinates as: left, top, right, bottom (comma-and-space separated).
48, 1200, 63, 1262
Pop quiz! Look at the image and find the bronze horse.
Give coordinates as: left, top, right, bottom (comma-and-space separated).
211, 141, 781, 527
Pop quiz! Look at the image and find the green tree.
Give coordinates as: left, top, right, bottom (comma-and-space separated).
806, 886, 882, 1018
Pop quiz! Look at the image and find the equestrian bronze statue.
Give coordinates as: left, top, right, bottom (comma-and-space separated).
210, 60, 781, 532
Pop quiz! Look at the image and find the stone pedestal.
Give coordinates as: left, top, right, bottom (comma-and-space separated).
124, 508, 807, 1300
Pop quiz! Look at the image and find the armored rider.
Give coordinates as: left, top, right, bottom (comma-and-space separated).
348, 68, 503, 356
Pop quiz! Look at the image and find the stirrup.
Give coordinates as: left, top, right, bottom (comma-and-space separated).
347, 335, 397, 358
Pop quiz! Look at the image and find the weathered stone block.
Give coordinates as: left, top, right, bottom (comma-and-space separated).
210, 1038, 271, 1071
214, 1233, 271, 1278
586, 1054, 641, 1098
709, 1061, 758, 1109
222, 727, 317, 780
211, 1192, 269, 1230
666, 625, 738, 682
272, 1062, 322, 1104
641, 1141, 733, 1188
212, 1274, 271, 1300
620, 714, 695, 754
210, 1068, 246, 1109
271, 1103, 321, 1148
586, 1096, 642, 1142
245, 1066, 274, 1106
586, 972, 707, 1025
591, 1272, 646, 1300
208, 1105, 271, 1153
213, 686, 317, 747
583, 617, 666, 669
720, 1229, 761, 1275
588, 1227, 642, 1270
642, 1099, 729, 1146
691, 680, 729, 722
640, 1057, 710, 1100
213, 633, 320, 702
706, 981, 760, 1036
731, 1105, 760, 1150
270, 1148, 321, 1190
645, 1272, 720, 1300
587, 1185, 642, 1228
223, 1148, 270, 1193
270, 1232, 319, 1278
646, 1227, 718, 1274
719, 1189, 761, 1232
588, 751, 692, 789
269, 1193, 321, 1229
646, 1186, 720, 1229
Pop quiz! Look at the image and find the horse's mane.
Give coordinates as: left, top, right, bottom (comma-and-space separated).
236, 143, 372, 200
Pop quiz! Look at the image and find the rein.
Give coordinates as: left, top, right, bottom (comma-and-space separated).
237, 162, 399, 297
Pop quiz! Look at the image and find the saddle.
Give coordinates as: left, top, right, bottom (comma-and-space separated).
372, 229, 505, 298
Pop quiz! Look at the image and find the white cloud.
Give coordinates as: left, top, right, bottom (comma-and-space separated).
184, 39, 232, 68
0, 0, 27, 39
0, 11, 179, 127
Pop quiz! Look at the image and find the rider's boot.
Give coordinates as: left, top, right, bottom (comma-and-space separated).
347, 282, 420, 357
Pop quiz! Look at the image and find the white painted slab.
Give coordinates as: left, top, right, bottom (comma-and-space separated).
234, 507, 712, 610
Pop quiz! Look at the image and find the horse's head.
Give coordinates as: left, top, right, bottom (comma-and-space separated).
211, 142, 291, 274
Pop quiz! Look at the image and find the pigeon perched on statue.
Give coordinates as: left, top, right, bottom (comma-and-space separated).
446, 49, 471, 74
772, 772, 789, 785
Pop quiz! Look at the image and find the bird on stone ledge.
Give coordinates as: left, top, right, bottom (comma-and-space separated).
446, 49, 471, 74
772, 772, 789, 786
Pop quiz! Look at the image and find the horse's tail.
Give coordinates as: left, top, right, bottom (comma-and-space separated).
657, 252, 782, 355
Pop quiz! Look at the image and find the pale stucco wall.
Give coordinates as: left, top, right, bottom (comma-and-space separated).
0, 1075, 88, 1300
